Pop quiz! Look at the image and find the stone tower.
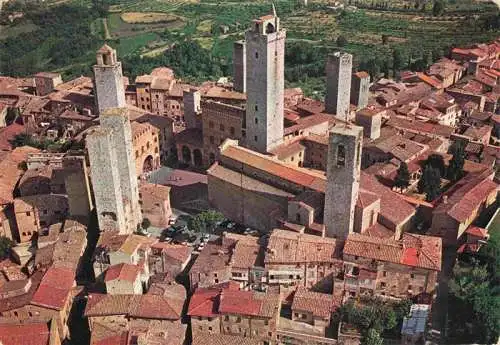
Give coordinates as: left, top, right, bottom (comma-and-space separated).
100, 108, 142, 232
245, 8, 285, 153
183, 89, 202, 129
93, 44, 126, 115
350, 71, 370, 109
86, 127, 127, 233
324, 124, 363, 240
233, 40, 247, 93
325, 52, 353, 119
62, 156, 93, 221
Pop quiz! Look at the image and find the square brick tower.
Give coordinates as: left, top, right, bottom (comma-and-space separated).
245, 8, 286, 153
324, 124, 363, 240
351, 71, 370, 109
325, 52, 353, 119
100, 108, 142, 232
93, 44, 126, 115
86, 127, 128, 233
233, 40, 247, 93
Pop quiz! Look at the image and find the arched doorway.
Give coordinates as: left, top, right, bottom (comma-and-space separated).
266, 22, 275, 34
143, 155, 154, 173
182, 146, 191, 164
193, 149, 203, 167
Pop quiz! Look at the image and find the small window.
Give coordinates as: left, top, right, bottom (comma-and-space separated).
381, 282, 386, 288
255, 105, 258, 111
209, 121, 214, 129
255, 52, 259, 59
410, 273, 415, 279
254, 136, 258, 142
220, 124, 225, 131
210, 136, 214, 144
337, 144, 346, 167
230, 127, 235, 136
383, 271, 387, 277
255, 118, 258, 124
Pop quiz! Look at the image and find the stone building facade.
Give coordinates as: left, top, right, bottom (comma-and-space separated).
202, 100, 246, 166
139, 182, 172, 228
62, 156, 93, 221
324, 124, 363, 240
100, 108, 142, 232
131, 122, 161, 175
245, 12, 286, 153
325, 52, 353, 118
86, 127, 129, 233
34, 72, 62, 97
93, 45, 126, 114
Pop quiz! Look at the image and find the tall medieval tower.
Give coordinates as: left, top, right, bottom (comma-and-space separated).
93, 44, 126, 115
233, 40, 247, 93
87, 108, 142, 234
324, 124, 363, 240
87, 127, 128, 233
245, 8, 285, 153
100, 108, 142, 232
325, 52, 353, 119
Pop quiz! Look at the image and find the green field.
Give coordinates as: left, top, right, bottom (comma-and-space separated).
0, 0, 498, 89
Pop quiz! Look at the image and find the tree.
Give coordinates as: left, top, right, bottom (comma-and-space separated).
336, 35, 348, 47
418, 165, 441, 201
394, 162, 411, 192
188, 210, 224, 234
0, 237, 13, 259
432, 0, 445, 16
448, 141, 465, 181
361, 328, 384, 345
141, 218, 151, 229
425, 153, 446, 176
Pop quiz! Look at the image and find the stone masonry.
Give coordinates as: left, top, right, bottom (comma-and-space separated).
245, 10, 285, 153
324, 124, 363, 240
100, 108, 142, 232
325, 52, 353, 119
86, 127, 127, 233
93, 44, 126, 115
233, 40, 247, 93
62, 155, 93, 221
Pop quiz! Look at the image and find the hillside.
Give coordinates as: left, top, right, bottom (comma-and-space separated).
0, 0, 498, 96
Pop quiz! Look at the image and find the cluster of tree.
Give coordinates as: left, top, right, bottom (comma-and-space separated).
188, 210, 225, 234
0, 3, 100, 77
122, 41, 225, 82
9, 133, 84, 153
336, 297, 412, 345
0, 237, 14, 259
417, 143, 464, 201
284, 41, 327, 83
447, 230, 500, 343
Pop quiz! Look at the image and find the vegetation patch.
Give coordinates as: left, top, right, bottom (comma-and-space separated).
121, 11, 182, 24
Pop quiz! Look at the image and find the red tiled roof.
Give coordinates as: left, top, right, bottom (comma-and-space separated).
0, 323, 50, 345
344, 233, 442, 271
105, 263, 140, 283
31, 267, 75, 310
291, 286, 339, 318
465, 226, 488, 239
0, 123, 24, 151
445, 177, 498, 223
222, 144, 326, 193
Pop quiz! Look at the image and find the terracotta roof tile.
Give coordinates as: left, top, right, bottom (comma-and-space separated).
105, 263, 141, 283
291, 287, 339, 318
344, 233, 442, 271
265, 229, 340, 264
31, 267, 75, 310
0, 322, 50, 345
